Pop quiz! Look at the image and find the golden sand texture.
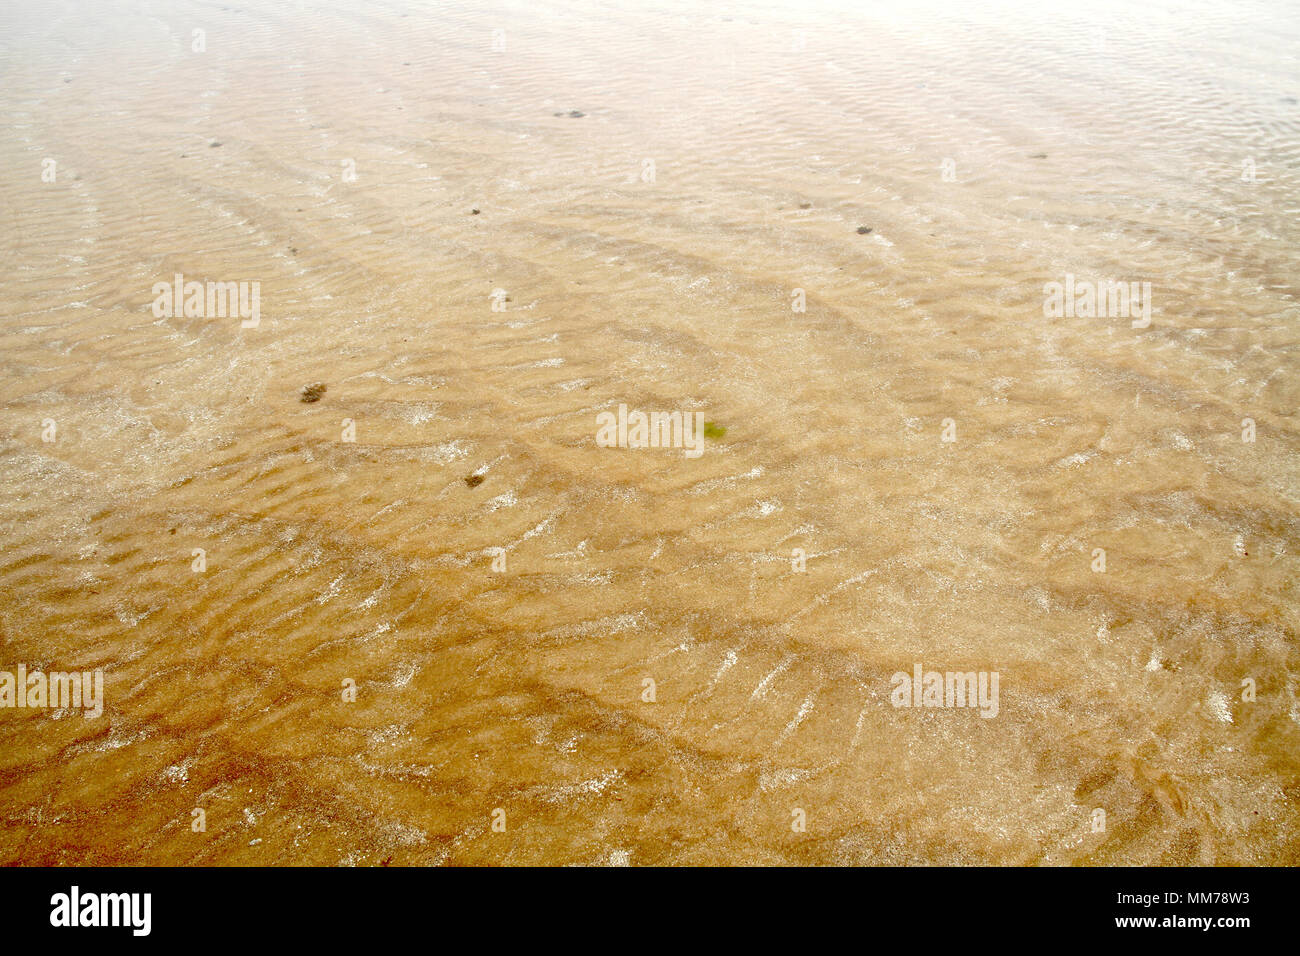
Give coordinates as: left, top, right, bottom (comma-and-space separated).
0, 0, 1297, 865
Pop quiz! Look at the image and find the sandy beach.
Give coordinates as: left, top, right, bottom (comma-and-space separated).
0, 0, 1297, 865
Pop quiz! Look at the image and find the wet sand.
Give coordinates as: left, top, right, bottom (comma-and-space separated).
0, 0, 1297, 865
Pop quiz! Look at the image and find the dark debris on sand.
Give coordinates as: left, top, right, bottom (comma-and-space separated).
300, 383, 327, 403
464, 474, 485, 488
857, 226, 872, 234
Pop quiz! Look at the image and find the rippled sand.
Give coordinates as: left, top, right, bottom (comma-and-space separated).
1, 0, 1297, 865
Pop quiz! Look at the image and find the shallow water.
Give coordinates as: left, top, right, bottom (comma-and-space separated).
0, 0, 1297, 865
